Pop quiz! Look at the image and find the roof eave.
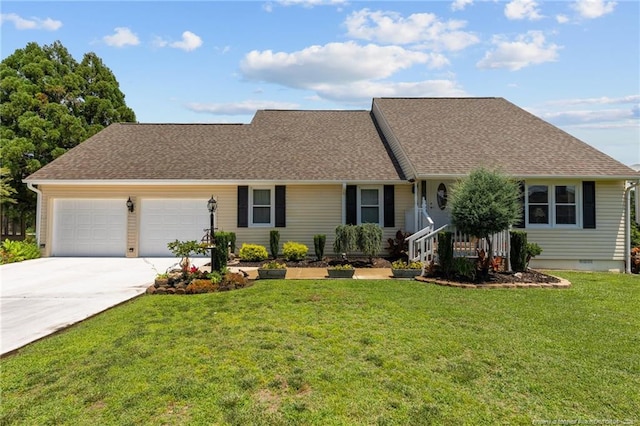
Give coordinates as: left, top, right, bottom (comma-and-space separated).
23, 178, 411, 186
415, 174, 640, 181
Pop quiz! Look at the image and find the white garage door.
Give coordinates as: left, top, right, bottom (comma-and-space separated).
139, 199, 210, 257
52, 199, 127, 256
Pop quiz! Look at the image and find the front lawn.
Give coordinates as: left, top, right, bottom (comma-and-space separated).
1, 272, 638, 425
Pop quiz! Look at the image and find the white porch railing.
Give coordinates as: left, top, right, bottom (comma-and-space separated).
406, 224, 511, 271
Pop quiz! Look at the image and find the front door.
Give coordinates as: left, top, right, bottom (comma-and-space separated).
426, 180, 454, 229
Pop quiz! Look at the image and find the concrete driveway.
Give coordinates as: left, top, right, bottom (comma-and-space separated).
0, 257, 205, 356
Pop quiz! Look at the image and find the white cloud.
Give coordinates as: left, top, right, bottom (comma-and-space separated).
170, 31, 203, 51
103, 27, 140, 47
476, 31, 561, 71
529, 95, 639, 133
571, 0, 616, 19
154, 31, 203, 51
344, 9, 479, 51
545, 95, 640, 106
311, 80, 468, 103
556, 14, 570, 24
451, 0, 473, 12
276, 0, 347, 7
539, 108, 636, 127
185, 100, 300, 115
0, 13, 62, 30
504, 0, 543, 20
240, 41, 435, 88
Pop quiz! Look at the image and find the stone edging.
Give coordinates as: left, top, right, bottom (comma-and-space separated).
414, 275, 571, 289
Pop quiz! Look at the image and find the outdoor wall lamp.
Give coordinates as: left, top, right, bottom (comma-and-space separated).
126, 197, 135, 213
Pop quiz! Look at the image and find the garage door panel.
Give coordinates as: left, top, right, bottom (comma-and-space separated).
52, 199, 127, 256
139, 199, 210, 257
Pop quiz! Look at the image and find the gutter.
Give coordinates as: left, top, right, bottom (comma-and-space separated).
26, 183, 42, 247
625, 181, 640, 273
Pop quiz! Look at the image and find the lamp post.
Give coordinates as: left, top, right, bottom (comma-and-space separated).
207, 196, 218, 272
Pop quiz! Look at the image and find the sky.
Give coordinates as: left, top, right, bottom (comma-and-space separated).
1, 0, 639, 166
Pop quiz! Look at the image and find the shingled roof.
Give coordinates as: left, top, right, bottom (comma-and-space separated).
372, 97, 637, 179
26, 97, 637, 183
26, 110, 404, 182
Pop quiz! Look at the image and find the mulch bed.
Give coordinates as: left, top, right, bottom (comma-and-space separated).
417, 270, 570, 288
233, 257, 567, 287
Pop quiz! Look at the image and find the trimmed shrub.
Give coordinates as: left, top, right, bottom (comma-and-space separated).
269, 230, 280, 259
437, 231, 454, 277
526, 242, 543, 268
283, 241, 308, 261
239, 243, 269, 261
510, 231, 528, 272
216, 231, 236, 253
313, 234, 326, 260
357, 223, 383, 261
213, 232, 231, 272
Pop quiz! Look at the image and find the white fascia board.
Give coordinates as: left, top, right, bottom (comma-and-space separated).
24, 179, 411, 186
416, 174, 639, 181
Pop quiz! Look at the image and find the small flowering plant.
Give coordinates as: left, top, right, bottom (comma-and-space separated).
328, 263, 354, 270
391, 260, 422, 270
260, 260, 287, 270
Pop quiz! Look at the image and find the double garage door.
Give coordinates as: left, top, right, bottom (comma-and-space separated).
51, 199, 210, 257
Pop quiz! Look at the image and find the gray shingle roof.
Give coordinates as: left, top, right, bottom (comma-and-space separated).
26, 98, 638, 183
26, 110, 404, 182
372, 97, 637, 179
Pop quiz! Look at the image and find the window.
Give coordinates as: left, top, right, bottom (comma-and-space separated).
250, 188, 273, 226
528, 185, 549, 224
359, 187, 381, 224
526, 184, 578, 227
555, 185, 577, 225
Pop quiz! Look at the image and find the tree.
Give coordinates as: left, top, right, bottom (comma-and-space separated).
449, 168, 522, 270
0, 41, 136, 221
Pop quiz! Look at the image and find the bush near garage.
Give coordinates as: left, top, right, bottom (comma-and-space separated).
0, 239, 40, 264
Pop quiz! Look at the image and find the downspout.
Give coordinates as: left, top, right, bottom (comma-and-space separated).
341, 183, 346, 225
26, 183, 42, 247
412, 179, 418, 233
625, 181, 640, 273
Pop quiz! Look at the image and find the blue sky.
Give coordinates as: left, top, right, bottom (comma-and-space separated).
2, 0, 639, 166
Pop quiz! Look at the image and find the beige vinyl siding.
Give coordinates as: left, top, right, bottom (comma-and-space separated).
234, 185, 342, 252
232, 184, 414, 256
39, 183, 413, 258
526, 180, 626, 262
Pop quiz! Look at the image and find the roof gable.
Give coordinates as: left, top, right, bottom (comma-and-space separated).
372, 97, 637, 179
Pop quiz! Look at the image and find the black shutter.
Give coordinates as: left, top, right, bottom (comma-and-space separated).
421, 180, 427, 202
237, 186, 248, 228
346, 185, 357, 225
514, 181, 526, 228
383, 185, 395, 228
275, 185, 286, 227
583, 181, 596, 229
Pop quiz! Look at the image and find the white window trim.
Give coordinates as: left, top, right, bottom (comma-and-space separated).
357, 185, 383, 226
525, 182, 581, 229
249, 186, 274, 227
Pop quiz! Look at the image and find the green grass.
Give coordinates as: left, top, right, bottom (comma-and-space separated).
1, 272, 639, 425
